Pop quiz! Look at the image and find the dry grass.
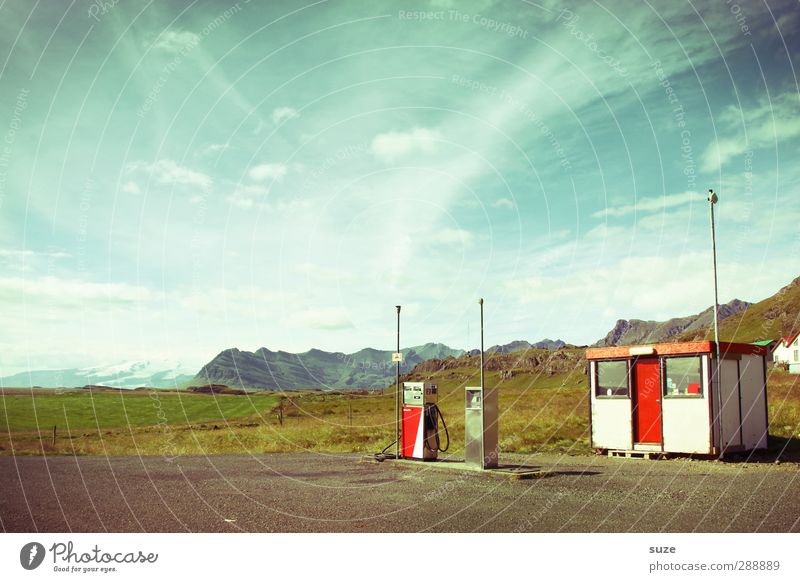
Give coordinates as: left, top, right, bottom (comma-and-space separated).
2, 366, 798, 458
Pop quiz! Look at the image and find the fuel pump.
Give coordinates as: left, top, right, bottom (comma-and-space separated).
401, 382, 449, 460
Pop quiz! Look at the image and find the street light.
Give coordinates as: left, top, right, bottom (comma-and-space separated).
479, 298, 485, 391
395, 305, 401, 460
708, 189, 723, 458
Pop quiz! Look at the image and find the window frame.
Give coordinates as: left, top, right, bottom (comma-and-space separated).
662, 354, 705, 399
594, 359, 631, 399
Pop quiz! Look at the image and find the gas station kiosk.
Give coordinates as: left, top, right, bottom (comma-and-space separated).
401, 382, 449, 460
465, 386, 498, 469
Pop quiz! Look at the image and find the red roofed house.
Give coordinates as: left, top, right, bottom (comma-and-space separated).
586, 341, 768, 457
772, 332, 800, 374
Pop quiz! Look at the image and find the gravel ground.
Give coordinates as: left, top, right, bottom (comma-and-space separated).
1, 452, 799, 532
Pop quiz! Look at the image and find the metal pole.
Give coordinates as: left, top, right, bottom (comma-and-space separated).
479, 298, 485, 390
395, 305, 401, 460
709, 189, 723, 459
479, 298, 485, 469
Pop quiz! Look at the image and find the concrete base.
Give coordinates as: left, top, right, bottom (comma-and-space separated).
361, 455, 551, 480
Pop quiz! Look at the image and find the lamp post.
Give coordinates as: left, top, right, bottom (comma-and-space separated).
395, 305, 401, 460
479, 298, 485, 391
708, 189, 723, 458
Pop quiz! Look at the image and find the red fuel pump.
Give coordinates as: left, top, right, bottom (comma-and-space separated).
401, 382, 449, 460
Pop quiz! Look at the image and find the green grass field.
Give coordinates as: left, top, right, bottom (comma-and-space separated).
0, 389, 277, 433
1, 365, 798, 458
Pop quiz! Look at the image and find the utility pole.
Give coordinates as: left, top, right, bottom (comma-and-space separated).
708, 189, 723, 459
479, 298, 485, 390
395, 305, 401, 460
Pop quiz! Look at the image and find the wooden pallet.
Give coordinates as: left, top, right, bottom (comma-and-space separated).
607, 450, 666, 460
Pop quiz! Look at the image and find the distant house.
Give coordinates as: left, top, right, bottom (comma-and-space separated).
773, 332, 800, 373
751, 339, 778, 363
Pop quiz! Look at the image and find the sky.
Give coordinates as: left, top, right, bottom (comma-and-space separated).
0, 0, 798, 374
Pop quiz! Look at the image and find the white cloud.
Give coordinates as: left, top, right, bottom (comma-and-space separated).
285, 307, 354, 331
702, 93, 800, 172
593, 191, 700, 219
493, 198, 515, 210
272, 106, 298, 125
429, 228, 474, 246
0, 276, 153, 305
127, 159, 212, 191
294, 262, 354, 283
226, 184, 270, 210
371, 127, 441, 162
153, 29, 199, 53
248, 162, 288, 182
180, 287, 289, 319
199, 143, 230, 156
0, 249, 70, 259
122, 181, 141, 194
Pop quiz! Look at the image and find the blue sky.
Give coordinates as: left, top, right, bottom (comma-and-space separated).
0, 0, 798, 373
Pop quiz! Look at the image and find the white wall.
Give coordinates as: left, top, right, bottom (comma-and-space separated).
662, 355, 711, 454
719, 359, 742, 449
739, 354, 768, 450
590, 361, 633, 450
774, 337, 800, 364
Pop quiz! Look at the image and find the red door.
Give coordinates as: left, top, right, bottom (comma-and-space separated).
633, 358, 662, 444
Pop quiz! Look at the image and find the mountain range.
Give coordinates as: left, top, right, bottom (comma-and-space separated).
192, 343, 464, 391
679, 275, 800, 343
0, 360, 194, 389
4, 275, 797, 390
593, 298, 752, 347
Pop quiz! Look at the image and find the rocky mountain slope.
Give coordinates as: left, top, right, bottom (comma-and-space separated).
193, 343, 464, 390
594, 299, 751, 346
678, 276, 800, 342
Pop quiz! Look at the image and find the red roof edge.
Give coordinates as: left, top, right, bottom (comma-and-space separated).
586, 341, 766, 360
780, 331, 800, 347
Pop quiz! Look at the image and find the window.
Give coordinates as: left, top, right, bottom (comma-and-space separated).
596, 360, 629, 397
794, 350, 799, 362
664, 356, 703, 397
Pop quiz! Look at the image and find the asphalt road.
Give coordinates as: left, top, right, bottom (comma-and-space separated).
1, 452, 799, 532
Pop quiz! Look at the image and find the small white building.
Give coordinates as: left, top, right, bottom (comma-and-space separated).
772, 332, 800, 374
586, 341, 769, 457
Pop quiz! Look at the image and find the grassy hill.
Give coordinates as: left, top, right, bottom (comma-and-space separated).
679, 275, 800, 342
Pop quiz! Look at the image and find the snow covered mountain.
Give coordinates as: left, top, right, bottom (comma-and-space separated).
0, 360, 194, 389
